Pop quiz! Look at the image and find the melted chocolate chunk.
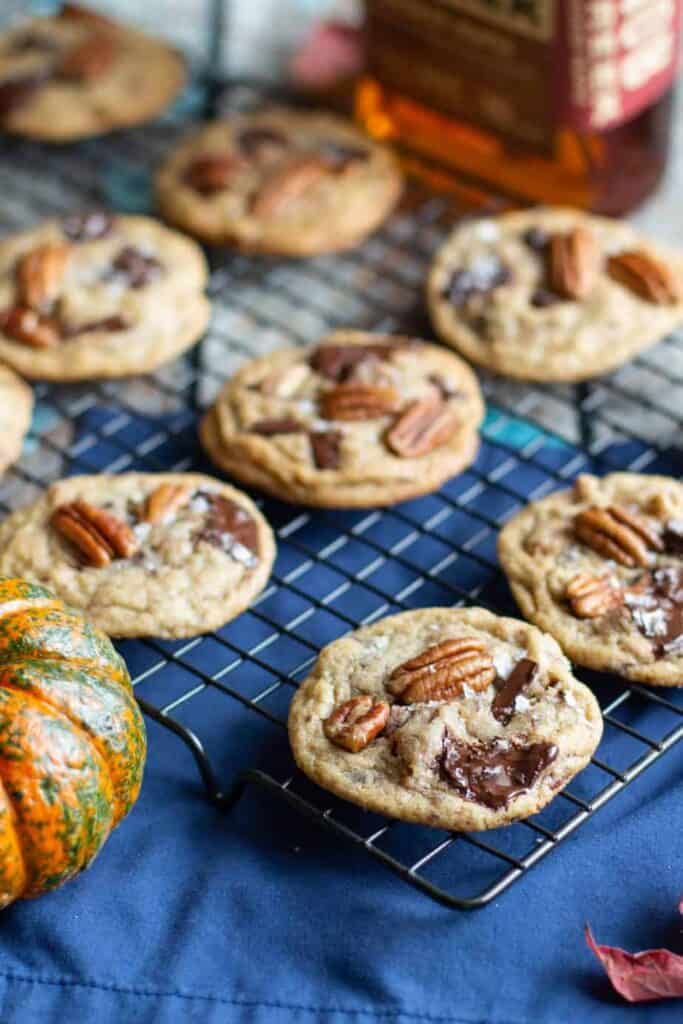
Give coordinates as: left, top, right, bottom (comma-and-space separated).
530, 287, 561, 308
491, 658, 537, 725
442, 258, 511, 307
61, 315, 130, 338
663, 518, 683, 555
237, 127, 288, 157
625, 566, 683, 657
522, 227, 549, 252
0, 72, 49, 117
250, 418, 304, 436
62, 210, 114, 243
310, 343, 402, 382
318, 141, 370, 171
438, 731, 557, 810
196, 492, 259, 556
310, 430, 342, 470
110, 247, 162, 289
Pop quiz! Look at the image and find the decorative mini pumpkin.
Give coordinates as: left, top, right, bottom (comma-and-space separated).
0, 577, 146, 908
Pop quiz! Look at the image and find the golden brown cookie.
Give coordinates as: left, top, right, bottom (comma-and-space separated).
0, 5, 185, 141
289, 607, 603, 831
0, 212, 210, 381
0, 472, 276, 639
499, 472, 683, 686
428, 208, 683, 382
155, 108, 403, 254
200, 330, 484, 508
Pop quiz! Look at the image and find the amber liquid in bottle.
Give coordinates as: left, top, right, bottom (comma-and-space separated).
357, 5, 675, 216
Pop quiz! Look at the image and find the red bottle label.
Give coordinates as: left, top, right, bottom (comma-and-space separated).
365, 0, 681, 146
557, 0, 682, 130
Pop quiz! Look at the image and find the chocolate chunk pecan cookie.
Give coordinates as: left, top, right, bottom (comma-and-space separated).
0, 4, 185, 141
427, 208, 683, 382
155, 109, 402, 254
0, 473, 275, 638
200, 330, 484, 508
499, 473, 683, 686
289, 607, 602, 831
0, 212, 209, 380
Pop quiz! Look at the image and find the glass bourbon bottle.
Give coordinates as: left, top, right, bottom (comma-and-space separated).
357, 1, 680, 214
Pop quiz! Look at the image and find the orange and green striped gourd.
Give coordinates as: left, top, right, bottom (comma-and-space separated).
0, 577, 146, 908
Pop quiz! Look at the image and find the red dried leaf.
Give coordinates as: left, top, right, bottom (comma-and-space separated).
585, 925, 683, 1003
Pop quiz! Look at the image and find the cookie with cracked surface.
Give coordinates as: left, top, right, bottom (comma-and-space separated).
0, 5, 185, 141
0, 365, 32, 474
200, 330, 484, 508
0, 473, 275, 639
499, 472, 683, 686
155, 108, 402, 254
427, 207, 683, 382
288, 607, 602, 831
0, 213, 210, 381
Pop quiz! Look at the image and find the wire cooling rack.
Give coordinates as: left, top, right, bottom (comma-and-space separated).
0, 81, 682, 910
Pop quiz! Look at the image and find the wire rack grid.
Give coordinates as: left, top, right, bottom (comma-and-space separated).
0, 82, 681, 910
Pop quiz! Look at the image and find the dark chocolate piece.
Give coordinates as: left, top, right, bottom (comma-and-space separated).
310, 343, 402, 382
62, 210, 114, 243
0, 72, 49, 117
428, 374, 463, 401
491, 658, 537, 725
438, 731, 557, 809
522, 227, 549, 252
250, 418, 304, 436
61, 314, 129, 338
197, 492, 259, 555
237, 127, 288, 158
110, 247, 162, 289
624, 566, 683, 657
6, 32, 59, 55
310, 430, 342, 470
318, 140, 369, 171
530, 287, 562, 308
663, 519, 683, 555
442, 259, 511, 307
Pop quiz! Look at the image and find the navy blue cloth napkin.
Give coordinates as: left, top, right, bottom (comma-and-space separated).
0, 669, 681, 1024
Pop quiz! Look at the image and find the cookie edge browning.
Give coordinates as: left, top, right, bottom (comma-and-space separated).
498, 472, 683, 686
288, 606, 603, 832
199, 333, 485, 508
0, 472, 276, 639
427, 207, 683, 383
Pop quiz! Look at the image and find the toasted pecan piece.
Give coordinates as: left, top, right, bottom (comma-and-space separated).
17, 242, 71, 311
574, 504, 662, 568
1, 305, 59, 348
250, 157, 330, 218
389, 637, 495, 704
144, 483, 192, 524
321, 383, 401, 422
58, 33, 117, 81
386, 397, 459, 457
607, 249, 681, 305
323, 695, 390, 752
548, 226, 600, 300
52, 499, 138, 567
185, 155, 241, 194
566, 573, 623, 618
